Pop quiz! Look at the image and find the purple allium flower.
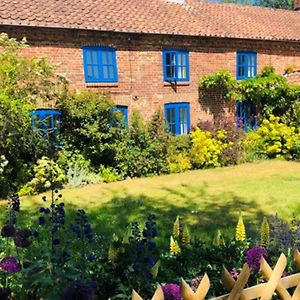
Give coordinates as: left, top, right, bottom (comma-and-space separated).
14, 228, 32, 248
64, 283, 94, 300
162, 284, 182, 300
0, 257, 21, 273
246, 247, 267, 271
230, 268, 239, 280
1, 224, 16, 238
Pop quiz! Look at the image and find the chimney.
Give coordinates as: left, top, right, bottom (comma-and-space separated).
295, 0, 300, 11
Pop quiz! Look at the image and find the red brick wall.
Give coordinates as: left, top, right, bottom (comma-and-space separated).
1, 26, 300, 127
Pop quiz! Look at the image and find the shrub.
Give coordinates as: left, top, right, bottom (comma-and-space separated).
114, 111, 170, 178
243, 115, 300, 160
56, 90, 123, 167
19, 156, 65, 195
190, 128, 231, 169
98, 165, 121, 183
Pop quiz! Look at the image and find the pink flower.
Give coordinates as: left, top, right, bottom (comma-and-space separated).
230, 268, 239, 280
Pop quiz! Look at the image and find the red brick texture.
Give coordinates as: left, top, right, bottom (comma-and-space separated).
1, 26, 300, 127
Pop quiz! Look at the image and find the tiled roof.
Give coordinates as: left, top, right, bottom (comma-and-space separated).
0, 0, 300, 42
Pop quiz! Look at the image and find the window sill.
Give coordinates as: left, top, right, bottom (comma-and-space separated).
163, 81, 190, 87
86, 82, 119, 88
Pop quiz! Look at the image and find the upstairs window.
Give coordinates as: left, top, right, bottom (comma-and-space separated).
163, 50, 189, 81
164, 102, 190, 135
31, 109, 62, 139
82, 46, 118, 83
236, 52, 257, 80
112, 105, 128, 127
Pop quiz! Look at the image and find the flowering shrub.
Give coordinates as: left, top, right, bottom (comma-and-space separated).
243, 115, 300, 161
190, 128, 232, 169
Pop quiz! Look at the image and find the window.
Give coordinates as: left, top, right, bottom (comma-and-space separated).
164, 102, 190, 135
163, 50, 189, 81
31, 109, 62, 139
112, 105, 128, 127
236, 52, 258, 130
236, 101, 258, 132
236, 52, 257, 80
82, 46, 118, 83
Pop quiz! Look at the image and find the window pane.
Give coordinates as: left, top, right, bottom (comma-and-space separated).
86, 51, 92, 64
93, 66, 99, 79
169, 124, 176, 134
249, 55, 255, 66
179, 107, 187, 123
167, 108, 176, 124
92, 51, 98, 64
238, 67, 245, 78
238, 55, 245, 65
108, 66, 114, 79
87, 66, 93, 77
166, 52, 176, 66
103, 66, 109, 79
166, 66, 176, 78
178, 67, 187, 79
177, 53, 187, 66
107, 51, 113, 64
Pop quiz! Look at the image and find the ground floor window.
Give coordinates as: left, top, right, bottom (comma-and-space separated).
236, 101, 257, 131
164, 102, 190, 135
31, 109, 62, 139
112, 105, 128, 127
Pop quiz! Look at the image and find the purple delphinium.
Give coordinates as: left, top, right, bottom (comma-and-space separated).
0, 288, 11, 300
13, 228, 32, 248
162, 283, 182, 300
0, 257, 21, 273
246, 247, 267, 271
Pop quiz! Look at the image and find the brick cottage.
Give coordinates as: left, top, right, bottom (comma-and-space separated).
0, 0, 300, 134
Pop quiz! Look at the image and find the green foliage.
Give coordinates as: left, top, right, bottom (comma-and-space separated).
57, 90, 121, 167
0, 33, 66, 196
114, 110, 171, 178
218, 0, 293, 9
19, 156, 65, 195
98, 165, 122, 183
190, 128, 231, 168
243, 115, 300, 160
200, 70, 239, 101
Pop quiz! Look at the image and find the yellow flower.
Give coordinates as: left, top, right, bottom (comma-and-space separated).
182, 225, 191, 247
170, 236, 181, 256
173, 216, 180, 239
151, 260, 160, 278
260, 217, 270, 249
235, 213, 246, 241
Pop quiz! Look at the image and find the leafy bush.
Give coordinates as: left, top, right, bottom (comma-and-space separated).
168, 153, 192, 173
98, 165, 122, 183
19, 156, 65, 195
190, 128, 231, 168
243, 115, 300, 160
114, 111, 171, 178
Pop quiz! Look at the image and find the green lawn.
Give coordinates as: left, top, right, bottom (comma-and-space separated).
1, 160, 300, 244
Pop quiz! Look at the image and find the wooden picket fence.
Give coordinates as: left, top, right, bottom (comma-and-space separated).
131, 249, 300, 300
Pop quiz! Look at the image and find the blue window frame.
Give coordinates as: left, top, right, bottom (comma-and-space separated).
236, 52, 258, 130
112, 105, 128, 127
163, 50, 189, 82
82, 46, 118, 83
164, 102, 190, 135
236, 52, 257, 80
31, 109, 62, 139
236, 101, 258, 132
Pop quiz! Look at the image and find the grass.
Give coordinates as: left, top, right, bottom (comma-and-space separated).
1, 160, 300, 245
